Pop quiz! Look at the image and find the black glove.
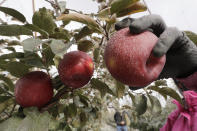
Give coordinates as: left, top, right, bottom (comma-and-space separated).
115, 15, 197, 90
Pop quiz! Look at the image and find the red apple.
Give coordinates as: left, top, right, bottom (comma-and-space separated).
104, 28, 166, 87
15, 71, 53, 108
58, 51, 94, 88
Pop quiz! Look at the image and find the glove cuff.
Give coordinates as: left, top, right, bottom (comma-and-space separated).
176, 72, 197, 91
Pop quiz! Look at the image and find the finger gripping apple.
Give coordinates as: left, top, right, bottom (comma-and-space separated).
104, 28, 166, 87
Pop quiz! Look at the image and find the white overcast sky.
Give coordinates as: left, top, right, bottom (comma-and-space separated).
0, 0, 197, 33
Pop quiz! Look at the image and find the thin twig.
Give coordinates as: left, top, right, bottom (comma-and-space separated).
9, 103, 16, 116
0, 86, 14, 97
32, 0, 37, 37
143, 0, 152, 14
3, 111, 10, 117
45, 0, 60, 16
66, 8, 82, 14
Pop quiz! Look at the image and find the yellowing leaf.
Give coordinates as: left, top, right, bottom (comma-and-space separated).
115, 80, 125, 98
97, 7, 111, 21
116, 2, 147, 17
78, 40, 94, 52
0, 98, 14, 113
57, 13, 101, 32
110, 0, 139, 14
74, 26, 94, 41
184, 31, 197, 45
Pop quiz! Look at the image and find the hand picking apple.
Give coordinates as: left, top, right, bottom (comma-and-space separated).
108, 14, 197, 90
104, 28, 166, 87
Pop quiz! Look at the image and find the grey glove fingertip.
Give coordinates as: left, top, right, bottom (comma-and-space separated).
129, 23, 145, 34
115, 17, 135, 31
152, 27, 183, 57
152, 40, 168, 57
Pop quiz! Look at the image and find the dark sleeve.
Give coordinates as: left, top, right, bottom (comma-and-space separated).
114, 112, 122, 124
114, 112, 118, 122
176, 72, 197, 91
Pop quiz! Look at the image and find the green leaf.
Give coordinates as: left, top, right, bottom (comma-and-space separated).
57, 13, 101, 32
116, 2, 147, 17
52, 75, 64, 90
24, 24, 49, 37
32, 7, 57, 34
184, 31, 197, 45
110, 0, 139, 14
73, 95, 85, 107
78, 40, 94, 52
78, 93, 90, 107
0, 25, 32, 36
69, 104, 77, 117
0, 52, 24, 60
64, 125, 72, 131
0, 97, 14, 113
74, 26, 94, 41
0, 75, 15, 92
147, 86, 167, 100
135, 94, 147, 116
145, 91, 154, 110
21, 38, 43, 52
64, 104, 77, 118
128, 92, 136, 105
0, 96, 12, 103
90, 78, 114, 97
148, 86, 183, 106
0, 61, 30, 77
5, 47, 16, 52
49, 39, 70, 57
0, 7, 26, 23
115, 80, 125, 98
160, 87, 183, 105
20, 52, 44, 68
97, 7, 111, 21
50, 29, 70, 41
93, 48, 100, 63
0, 86, 7, 94
42, 45, 55, 67
147, 95, 162, 114
79, 112, 88, 126
7, 40, 21, 46
154, 79, 167, 87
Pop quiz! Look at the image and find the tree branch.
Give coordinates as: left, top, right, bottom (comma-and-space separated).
40, 87, 72, 112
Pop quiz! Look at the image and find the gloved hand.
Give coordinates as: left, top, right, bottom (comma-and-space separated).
115, 15, 197, 90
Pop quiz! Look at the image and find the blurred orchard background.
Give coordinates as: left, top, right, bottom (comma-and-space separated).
0, 0, 197, 131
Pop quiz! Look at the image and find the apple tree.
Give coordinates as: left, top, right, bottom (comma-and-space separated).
0, 0, 197, 130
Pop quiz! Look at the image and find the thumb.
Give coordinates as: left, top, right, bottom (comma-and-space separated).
152, 27, 183, 57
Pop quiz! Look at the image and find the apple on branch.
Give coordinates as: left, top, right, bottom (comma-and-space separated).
15, 71, 54, 108
58, 51, 94, 88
